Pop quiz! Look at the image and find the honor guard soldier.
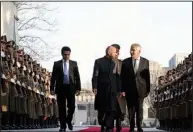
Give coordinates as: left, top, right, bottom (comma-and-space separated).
1, 36, 59, 130
156, 53, 192, 132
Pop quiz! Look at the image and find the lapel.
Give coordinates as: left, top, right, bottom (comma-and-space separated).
60, 60, 63, 74
69, 60, 73, 77
111, 59, 116, 74
136, 57, 143, 75
129, 58, 135, 76
104, 57, 115, 74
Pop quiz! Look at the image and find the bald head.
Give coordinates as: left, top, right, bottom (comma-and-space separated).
106, 46, 117, 58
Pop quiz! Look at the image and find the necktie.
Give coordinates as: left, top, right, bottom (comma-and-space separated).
133, 59, 138, 73
63, 62, 69, 84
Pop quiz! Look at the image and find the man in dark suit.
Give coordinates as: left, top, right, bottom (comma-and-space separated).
121, 43, 150, 132
92, 46, 121, 132
111, 44, 123, 132
50, 46, 81, 132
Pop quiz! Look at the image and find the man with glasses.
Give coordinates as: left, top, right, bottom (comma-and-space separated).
50, 46, 81, 132
111, 44, 125, 132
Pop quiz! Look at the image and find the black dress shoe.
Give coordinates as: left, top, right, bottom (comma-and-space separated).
116, 127, 122, 132
129, 128, 134, 132
137, 128, 143, 132
67, 122, 73, 130
19, 125, 24, 129
24, 125, 29, 129
101, 125, 105, 132
8, 124, 15, 129
1, 125, 9, 130
59, 128, 66, 132
106, 128, 113, 132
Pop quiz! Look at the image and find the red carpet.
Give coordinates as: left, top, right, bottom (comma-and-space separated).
79, 126, 130, 132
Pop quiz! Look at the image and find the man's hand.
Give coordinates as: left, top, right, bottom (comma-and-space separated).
92, 88, 97, 95
75, 90, 80, 96
117, 93, 122, 99
50, 91, 55, 95
145, 92, 149, 97
121, 92, 126, 97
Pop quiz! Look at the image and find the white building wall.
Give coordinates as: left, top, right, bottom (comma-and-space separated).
74, 103, 88, 125
169, 53, 189, 68
74, 110, 87, 125
87, 102, 97, 125
144, 60, 170, 119
143, 103, 149, 119
1, 2, 19, 44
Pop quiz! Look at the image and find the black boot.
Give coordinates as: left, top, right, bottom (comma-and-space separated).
101, 125, 105, 132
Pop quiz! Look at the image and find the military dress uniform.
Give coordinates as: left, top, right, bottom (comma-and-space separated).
0, 36, 59, 130
156, 54, 192, 132
1, 36, 10, 129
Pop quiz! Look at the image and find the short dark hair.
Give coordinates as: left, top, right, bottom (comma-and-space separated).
61, 46, 71, 54
111, 44, 120, 50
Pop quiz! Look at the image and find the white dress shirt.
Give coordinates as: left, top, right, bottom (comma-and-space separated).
132, 56, 140, 73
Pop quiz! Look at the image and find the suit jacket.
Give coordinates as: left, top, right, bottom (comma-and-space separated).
121, 57, 150, 99
50, 60, 81, 94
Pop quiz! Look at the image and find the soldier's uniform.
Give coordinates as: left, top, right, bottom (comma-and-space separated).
1, 36, 59, 130
1, 38, 18, 130
1, 36, 10, 130
156, 53, 192, 132
14, 50, 26, 129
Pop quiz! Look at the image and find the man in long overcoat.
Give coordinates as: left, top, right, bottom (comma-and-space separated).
92, 46, 121, 132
